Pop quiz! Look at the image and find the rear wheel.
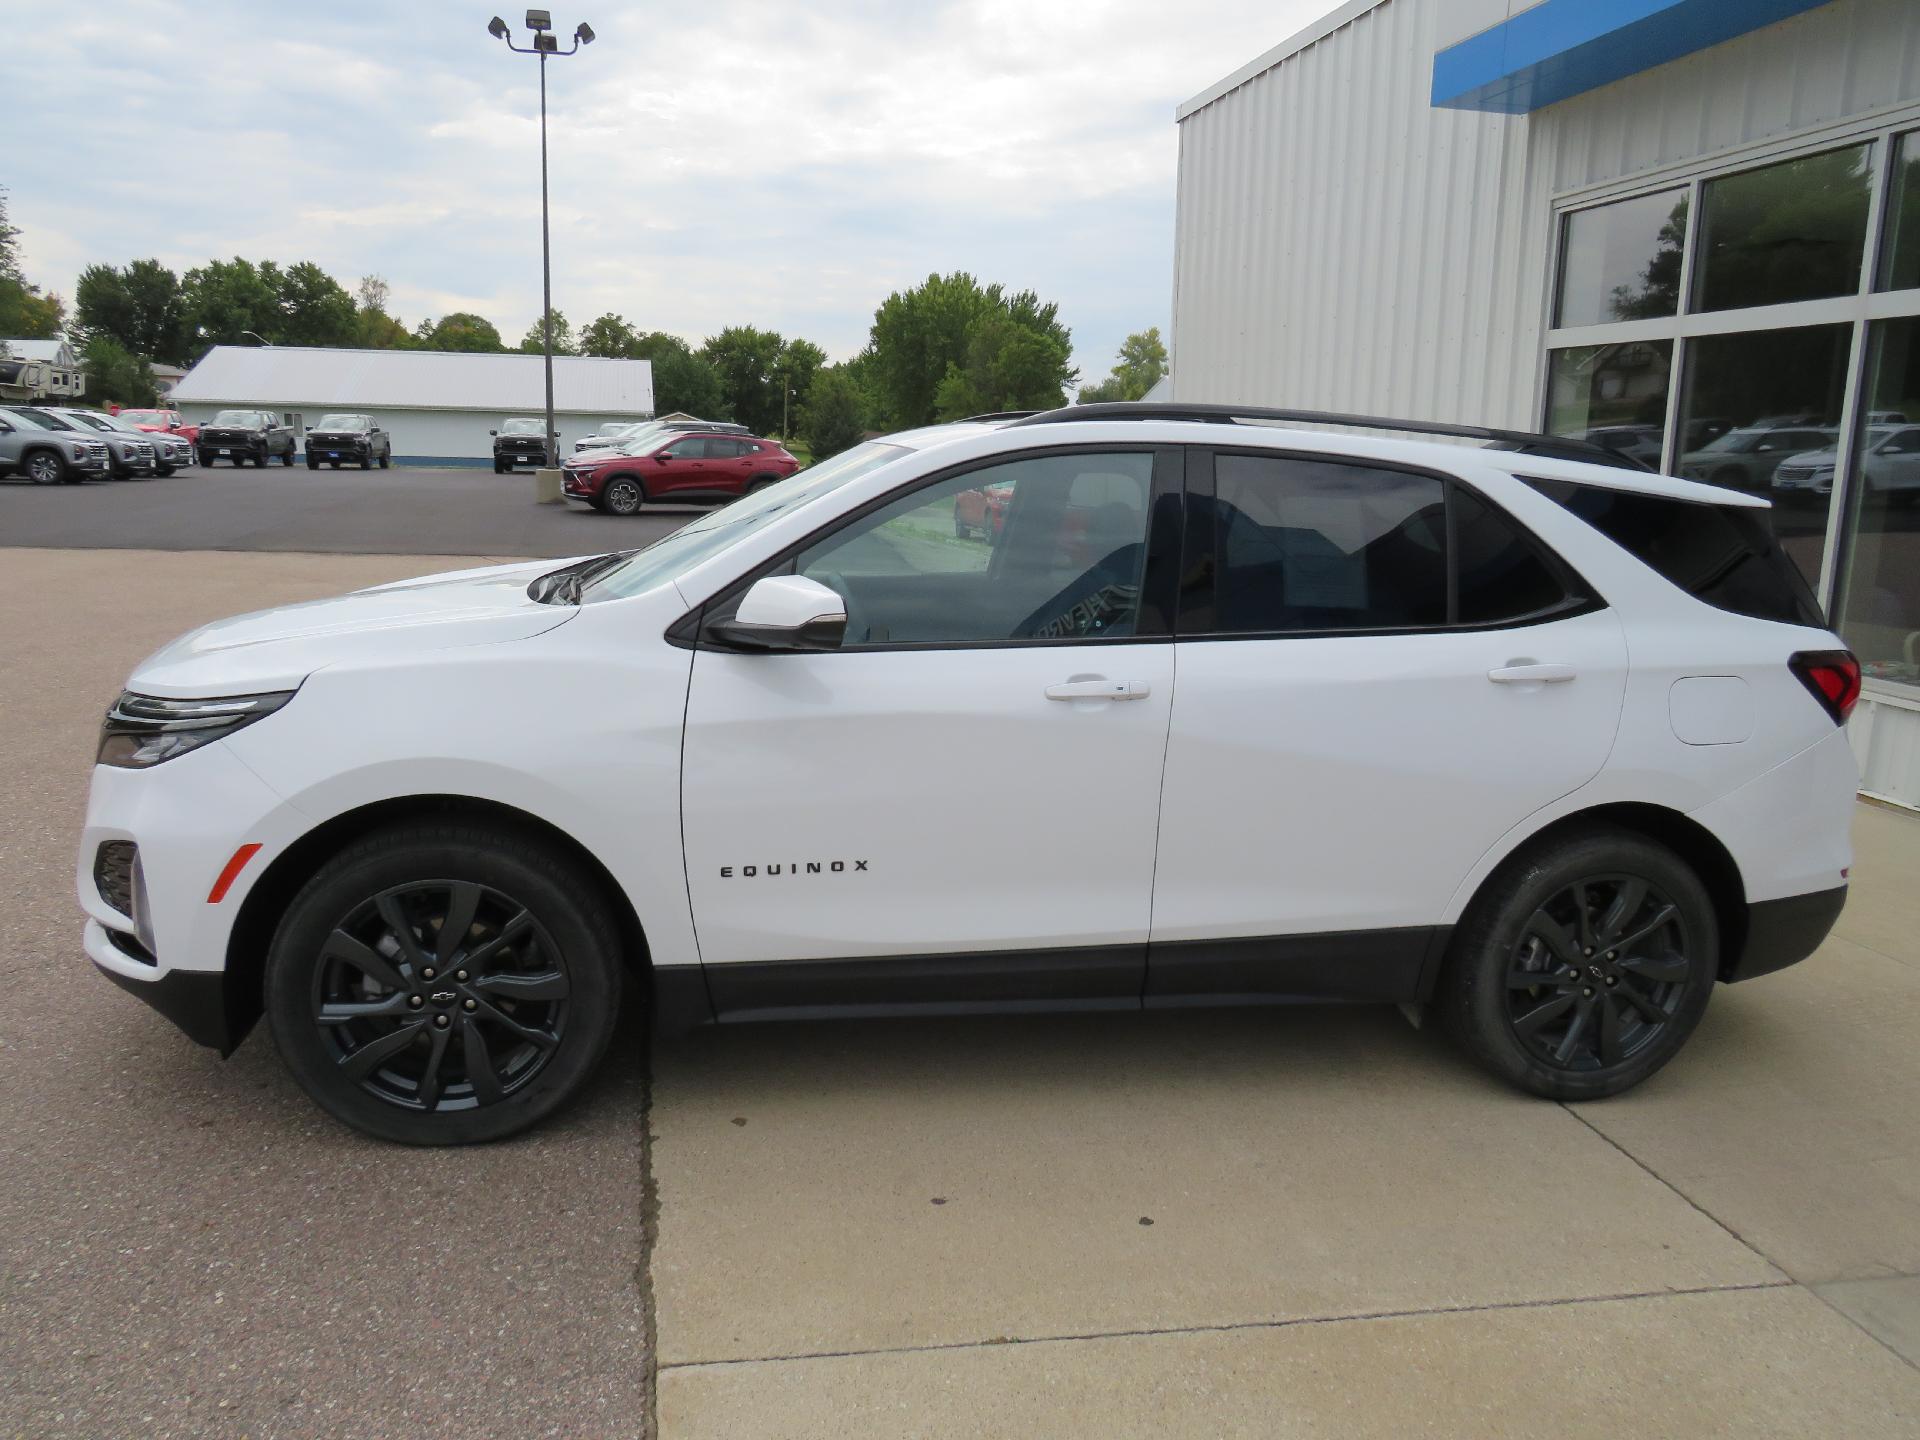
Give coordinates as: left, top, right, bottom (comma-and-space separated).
282, 449, 294, 466
1439, 828, 1717, 1101
265, 823, 627, 1145
603, 475, 644, 515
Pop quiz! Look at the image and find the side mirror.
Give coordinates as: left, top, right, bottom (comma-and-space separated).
489, 429, 498, 436
655, 452, 671, 462
707, 575, 847, 653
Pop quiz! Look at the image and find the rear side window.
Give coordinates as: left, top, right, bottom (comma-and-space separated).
1524, 477, 1824, 627
1185, 454, 1587, 635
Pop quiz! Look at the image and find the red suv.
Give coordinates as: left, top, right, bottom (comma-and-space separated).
116, 407, 200, 444
561, 431, 800, 515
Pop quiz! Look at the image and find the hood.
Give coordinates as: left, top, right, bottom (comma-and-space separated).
128, 556, 592, 696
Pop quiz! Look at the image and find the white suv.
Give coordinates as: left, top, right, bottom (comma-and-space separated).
78, 405, 1860, 1144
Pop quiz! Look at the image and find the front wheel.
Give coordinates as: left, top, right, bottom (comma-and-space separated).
1438, 828, 1717, 1101
602, 476, 644, 516
25, 450, 65, 485
265, 823, 626, 1145
307, 459, 320, 470
379, 450, 390, 470
282, 450, 294, 467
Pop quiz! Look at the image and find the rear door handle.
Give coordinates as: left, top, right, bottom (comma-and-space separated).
1046, 680, 1152, 701
1488, 664, 1576, 685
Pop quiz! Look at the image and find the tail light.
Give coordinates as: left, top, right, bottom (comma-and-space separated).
1789, 650, 1861, 725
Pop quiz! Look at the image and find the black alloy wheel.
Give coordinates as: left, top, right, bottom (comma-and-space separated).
1440, 828, 1717, 1100
1502, 874, 1694, 1073
360, 452, 372, 470
379, 450, 390, 469
603, 476, 644, 515
267, 824, 625, 1144
311, 880, 571, 1115
282, 450, 294, 466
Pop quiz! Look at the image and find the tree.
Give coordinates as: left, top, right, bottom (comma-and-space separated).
1076, 326, 1167, 404
800, 365, 867, 460
869, 272, 998, 428
181, 257, 280, 354
518, 309, 577, 355
933, 310, 1075, 420
413, 312, 506, 352
273, 261, 357, 347
778, 337, 828, 436
0, 187, 66, 341
578, 312, 640, 358
80, 334, 158, 408
700, 326, 787, 434
74, 260, 189, 363
353, 274, 411, 349
648, 345, 725, 418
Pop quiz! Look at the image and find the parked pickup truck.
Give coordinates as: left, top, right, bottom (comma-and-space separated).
198, 410, 297, 467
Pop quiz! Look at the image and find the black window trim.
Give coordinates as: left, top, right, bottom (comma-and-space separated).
674, 441, 1188, 654
1175, 445, 1603, 644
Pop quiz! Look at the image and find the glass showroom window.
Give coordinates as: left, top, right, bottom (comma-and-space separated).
1555, 188, 1688, 328
1877, 131, 1920, 294
1693, 145, 1874, 313
1836, 320, 1920, 687
1545, 341, 1671, 468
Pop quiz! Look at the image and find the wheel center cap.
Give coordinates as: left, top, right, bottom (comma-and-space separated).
429, 989, 458, 1007
1587, 964, 1605, 982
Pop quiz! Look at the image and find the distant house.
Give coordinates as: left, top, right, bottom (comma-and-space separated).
169, 345, 655, 465
0, 338, 86, 402
148, 361, 187, 400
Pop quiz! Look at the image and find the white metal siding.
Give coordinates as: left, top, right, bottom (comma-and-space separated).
1171, 0, 1548, 426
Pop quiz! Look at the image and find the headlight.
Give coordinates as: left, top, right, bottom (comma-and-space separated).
98, 690, 295, 769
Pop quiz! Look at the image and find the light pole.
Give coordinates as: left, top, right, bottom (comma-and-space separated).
488, 10, 595, 468
240, 331, 273, 347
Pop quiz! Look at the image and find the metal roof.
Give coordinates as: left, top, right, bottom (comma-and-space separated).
172, 345, 653, 416
2, 339, 75, 363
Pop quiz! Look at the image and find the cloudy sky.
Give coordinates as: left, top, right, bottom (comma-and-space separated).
11, 0, 1331, 385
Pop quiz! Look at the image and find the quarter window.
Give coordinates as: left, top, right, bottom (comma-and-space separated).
1453, 488, 1577, 625
793, 452, 1155, 646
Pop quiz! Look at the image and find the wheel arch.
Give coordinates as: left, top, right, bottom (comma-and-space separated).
223, 793, 657, 1049
1457, 802, 1749, 982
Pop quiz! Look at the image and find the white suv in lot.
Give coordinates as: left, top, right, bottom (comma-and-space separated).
78, 405, 1860, 1144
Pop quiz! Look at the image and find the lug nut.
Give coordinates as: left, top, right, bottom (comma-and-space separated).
1605, 976, 1618, 987
433, 1014, 450, 1029
456, 970, 469, 982
463, 998, 477, 1011
408, 995, 424, 1008
1583, 987, 1595, 997
422, 967, 437, 981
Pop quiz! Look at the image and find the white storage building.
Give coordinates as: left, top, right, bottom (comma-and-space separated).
1172, 0, 1920, 806
169, 345, 654, 465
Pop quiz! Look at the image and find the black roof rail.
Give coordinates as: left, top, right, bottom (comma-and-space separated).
1009, 401, 1648, 470
958, 410, 1042, 423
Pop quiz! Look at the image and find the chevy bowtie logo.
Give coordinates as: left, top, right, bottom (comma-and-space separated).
720, 861, 869, 878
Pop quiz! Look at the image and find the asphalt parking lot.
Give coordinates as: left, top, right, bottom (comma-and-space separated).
3, 532, 1919, 1437
0, 463, 689, 557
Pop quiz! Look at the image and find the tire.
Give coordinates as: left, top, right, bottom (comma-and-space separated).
379, 450, 390, 470
1438, 826, 1717, 1101
155, 465, 174, 478
747, 474, 779, 492
264, 822, 627, 1145
282, 449, 294, 467
307, 459, 320, 470
196, 451, 211, 467
602, 475, 644, 516
24, 449, 65, 485
493, 460, 506, 475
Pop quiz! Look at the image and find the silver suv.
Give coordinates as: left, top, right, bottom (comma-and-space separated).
0, 406, 109, 484
20, 406, 157, 478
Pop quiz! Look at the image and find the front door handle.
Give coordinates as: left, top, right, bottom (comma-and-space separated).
1488, 663, 1576, 685
1046, 680, 1152, 701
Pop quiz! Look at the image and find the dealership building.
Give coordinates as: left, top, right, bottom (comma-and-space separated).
169, 345, 654, 466
1172, 0, 1920, 805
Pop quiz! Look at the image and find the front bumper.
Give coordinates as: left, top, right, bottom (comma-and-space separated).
87, 921, 237, 1053
561, 469, 601, 498
497, 450, 546, 466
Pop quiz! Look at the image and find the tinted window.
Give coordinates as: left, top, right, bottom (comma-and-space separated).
1525, 478, 1823, 628
1877, 131, 1920, 293
1694, 145, 1873, 312
794, 452, 1154, 645
666, 438, 706, 458
1453, 489, 1579, 624
1201, 455, 1447, 633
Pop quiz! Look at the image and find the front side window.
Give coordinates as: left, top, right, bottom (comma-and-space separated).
793, 452, 1155, 646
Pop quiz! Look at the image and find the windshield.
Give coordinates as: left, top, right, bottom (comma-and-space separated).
1697, 429, 1763, 454
583, 441, 913, 602
314, 414, 369, 430
118, 409, 171, 425
213, 409, 266, 425
1, 408, 53, 430
597, 422, 636, 436
68, 412, 122, 432
19, 407, 79, 431
500, 418, 543, 435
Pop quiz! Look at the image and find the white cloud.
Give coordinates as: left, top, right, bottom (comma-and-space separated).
10, 0, 1337, 382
